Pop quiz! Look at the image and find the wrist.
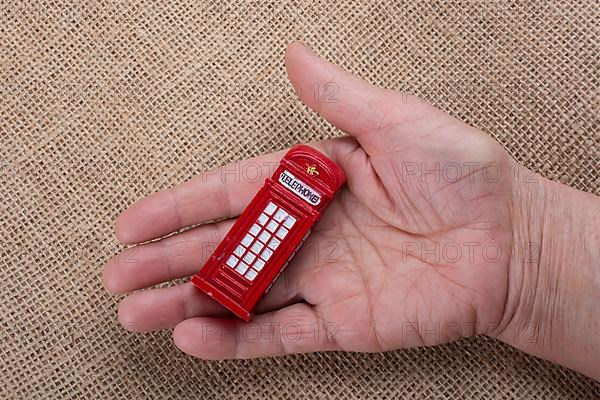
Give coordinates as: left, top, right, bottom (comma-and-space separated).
492, 163, 600, 379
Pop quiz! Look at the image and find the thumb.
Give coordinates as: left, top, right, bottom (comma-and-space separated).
285, 42, 428, 149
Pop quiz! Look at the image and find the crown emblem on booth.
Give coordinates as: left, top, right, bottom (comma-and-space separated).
306, 165, 319, 176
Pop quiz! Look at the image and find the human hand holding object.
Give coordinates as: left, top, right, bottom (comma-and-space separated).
104, 42, 600, 381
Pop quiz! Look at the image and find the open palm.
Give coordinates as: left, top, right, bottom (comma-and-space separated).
104, 43, 519, 359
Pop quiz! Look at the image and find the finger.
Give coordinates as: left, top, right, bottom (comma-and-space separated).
118, 282, 226, 332
115, 150, 286, 244
114, 214, 350, 332
173, 303, 339, 359
117, 271, 302, 332
104, 219, 235, 294
113, 230, 337, 331
285, 42, 435, 150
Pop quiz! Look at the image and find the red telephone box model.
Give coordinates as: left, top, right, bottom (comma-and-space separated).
192, 145, 346, 321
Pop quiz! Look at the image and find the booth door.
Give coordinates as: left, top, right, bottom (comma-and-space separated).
212, 200, 300, 300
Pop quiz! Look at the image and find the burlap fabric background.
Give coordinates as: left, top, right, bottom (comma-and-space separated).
1, 1, 599, 398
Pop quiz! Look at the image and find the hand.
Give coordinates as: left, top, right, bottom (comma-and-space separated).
103, 43, 575, 363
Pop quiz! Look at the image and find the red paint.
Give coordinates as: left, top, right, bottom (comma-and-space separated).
192, 145, 346, 321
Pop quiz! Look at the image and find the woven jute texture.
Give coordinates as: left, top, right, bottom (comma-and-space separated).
1, 0, 599, 398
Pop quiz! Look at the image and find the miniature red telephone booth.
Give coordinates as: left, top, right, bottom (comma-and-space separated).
192, 145, 346, 321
